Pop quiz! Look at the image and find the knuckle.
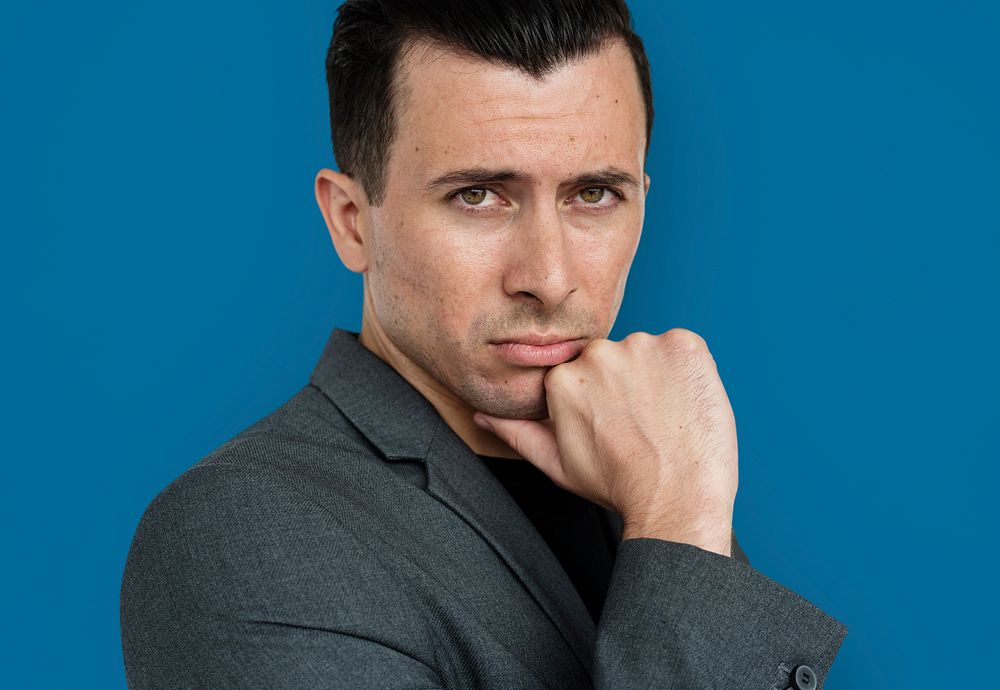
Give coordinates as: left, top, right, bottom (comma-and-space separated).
623, 330, 654, 348
581, 337, 612, 358
511, 427, 530, 456
662, 327, 709, 353
545, 361, 577, 391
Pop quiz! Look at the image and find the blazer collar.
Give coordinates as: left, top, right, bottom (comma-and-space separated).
308, 327, 597, 677
308, 328, 441, 461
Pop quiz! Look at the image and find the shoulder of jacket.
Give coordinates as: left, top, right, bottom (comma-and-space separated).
128, 383, 388, 561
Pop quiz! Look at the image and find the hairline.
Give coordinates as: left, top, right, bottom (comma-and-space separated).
370, 34, 647, 207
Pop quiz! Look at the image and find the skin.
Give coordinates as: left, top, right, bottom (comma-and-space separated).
315, 38, 649, 458
476, 329, 738, 555
315, 38, 738, 556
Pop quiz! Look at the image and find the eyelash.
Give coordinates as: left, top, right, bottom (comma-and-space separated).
447, 186, 625, 216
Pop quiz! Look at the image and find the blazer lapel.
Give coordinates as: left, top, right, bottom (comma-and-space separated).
308, 328, 596, 677
423, 416, 597, 676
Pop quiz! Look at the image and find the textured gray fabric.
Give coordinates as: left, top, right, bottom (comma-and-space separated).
120, 327, 847, 688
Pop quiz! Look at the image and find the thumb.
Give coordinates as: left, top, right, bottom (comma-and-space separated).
473, 413, 565, 485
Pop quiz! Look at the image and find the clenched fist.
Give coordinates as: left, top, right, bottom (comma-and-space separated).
473, 328, 739, 557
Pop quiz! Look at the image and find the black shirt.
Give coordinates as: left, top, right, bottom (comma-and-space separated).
477, 454, 617, 624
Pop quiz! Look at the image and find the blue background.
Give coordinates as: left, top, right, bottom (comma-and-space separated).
2, 1, 997, 687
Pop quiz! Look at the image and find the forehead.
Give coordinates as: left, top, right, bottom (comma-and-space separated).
388, 39, 646, 184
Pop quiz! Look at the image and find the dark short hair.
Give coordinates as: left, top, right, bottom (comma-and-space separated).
324, 0, 653, 206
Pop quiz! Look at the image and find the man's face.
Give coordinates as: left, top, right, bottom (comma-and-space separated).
361, 39, 648, 420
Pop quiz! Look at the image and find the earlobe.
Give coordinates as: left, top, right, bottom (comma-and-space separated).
314, 168, 369, 273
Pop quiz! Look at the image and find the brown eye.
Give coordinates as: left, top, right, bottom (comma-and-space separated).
580, 187, 606, 203
460, 188, 487, 205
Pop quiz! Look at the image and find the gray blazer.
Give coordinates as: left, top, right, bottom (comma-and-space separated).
121, 328, 847, 689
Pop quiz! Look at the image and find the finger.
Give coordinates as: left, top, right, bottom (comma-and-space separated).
473, 413, 565, 485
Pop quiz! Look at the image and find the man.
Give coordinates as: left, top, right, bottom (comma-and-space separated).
121, 1, 847, 688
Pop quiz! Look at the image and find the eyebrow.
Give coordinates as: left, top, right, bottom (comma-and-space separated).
423, 166, 641, 193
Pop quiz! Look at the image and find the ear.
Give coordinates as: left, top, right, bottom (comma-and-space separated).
314, 168, 370, 273
643, 173, 651, 195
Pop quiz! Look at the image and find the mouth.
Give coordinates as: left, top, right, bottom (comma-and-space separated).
489, 336, 586, 367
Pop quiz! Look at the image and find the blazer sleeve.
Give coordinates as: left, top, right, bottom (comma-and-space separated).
120, 466, 449, 690
592, 537, 847, 689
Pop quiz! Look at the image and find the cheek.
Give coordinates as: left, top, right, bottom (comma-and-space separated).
374, 219, 489, 329
578, 229, 639, 298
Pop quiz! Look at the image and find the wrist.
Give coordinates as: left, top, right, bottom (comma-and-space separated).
622, 513, 733, 557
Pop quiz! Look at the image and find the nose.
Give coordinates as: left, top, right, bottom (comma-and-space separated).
502, 201, 577, 311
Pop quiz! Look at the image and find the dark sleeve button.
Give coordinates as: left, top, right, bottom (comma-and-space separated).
793, 664, 818, 690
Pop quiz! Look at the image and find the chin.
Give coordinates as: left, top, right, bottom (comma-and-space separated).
476, 372, 550, 420
485, 399, 548, 421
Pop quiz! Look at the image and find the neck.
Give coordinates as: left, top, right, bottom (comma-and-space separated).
357, 301, 522, 460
